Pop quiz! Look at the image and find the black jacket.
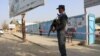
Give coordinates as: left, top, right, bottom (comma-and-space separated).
57, 13, 68, 31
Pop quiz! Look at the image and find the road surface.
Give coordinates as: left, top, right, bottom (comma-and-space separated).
0, 32, 100, 56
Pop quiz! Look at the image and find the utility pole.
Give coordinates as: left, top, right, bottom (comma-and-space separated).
21, 13, 26, 42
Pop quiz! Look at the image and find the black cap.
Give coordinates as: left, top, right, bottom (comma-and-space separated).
57, 5, 65, 10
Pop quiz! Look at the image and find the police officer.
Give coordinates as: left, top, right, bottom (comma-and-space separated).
56, 5, 68, 56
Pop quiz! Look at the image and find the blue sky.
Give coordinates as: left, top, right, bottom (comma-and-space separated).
0, 0, 100, 25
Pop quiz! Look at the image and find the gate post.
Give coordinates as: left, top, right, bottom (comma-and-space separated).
88, 14, 95, 45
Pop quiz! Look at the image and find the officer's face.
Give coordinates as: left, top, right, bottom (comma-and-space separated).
58, 8, 64, 13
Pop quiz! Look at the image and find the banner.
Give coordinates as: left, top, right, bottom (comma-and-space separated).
9, 0, 44, 17
68, 15, 86, 40
68, 15, 85, 28
84, 0, 100, 8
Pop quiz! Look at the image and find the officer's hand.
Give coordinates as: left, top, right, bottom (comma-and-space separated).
52, 27, 56, 32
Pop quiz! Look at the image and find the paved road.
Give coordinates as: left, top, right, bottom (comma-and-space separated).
0, 33, 100, 56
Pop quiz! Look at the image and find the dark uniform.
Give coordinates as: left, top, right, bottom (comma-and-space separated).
57, 5, 68, 56
39, 24, 42, 36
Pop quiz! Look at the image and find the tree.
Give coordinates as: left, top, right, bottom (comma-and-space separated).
2, 21, 8, 30
10, 19, 21, 32
10, 19, 19, 25
95, 17, 100, 23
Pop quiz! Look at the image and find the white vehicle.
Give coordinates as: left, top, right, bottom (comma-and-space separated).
0, 29, 4, 34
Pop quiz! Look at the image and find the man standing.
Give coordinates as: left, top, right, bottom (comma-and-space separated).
39, 24, 42, 36
56, 5, 68, 56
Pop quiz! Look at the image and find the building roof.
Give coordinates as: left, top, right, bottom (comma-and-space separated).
25, 23, 36, 26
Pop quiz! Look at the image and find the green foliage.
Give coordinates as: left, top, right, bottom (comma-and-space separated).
10, 19, 20, 26
2, 21, 8, 30
96, 18, 100, 23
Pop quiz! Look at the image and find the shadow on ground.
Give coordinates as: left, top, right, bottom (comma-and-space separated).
0, 34, 59, 56
0, 33, 100, 56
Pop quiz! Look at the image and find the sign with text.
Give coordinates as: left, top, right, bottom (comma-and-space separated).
84, 0, 100, 8
9, 0, 44, 17
9, 24, 15, 29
